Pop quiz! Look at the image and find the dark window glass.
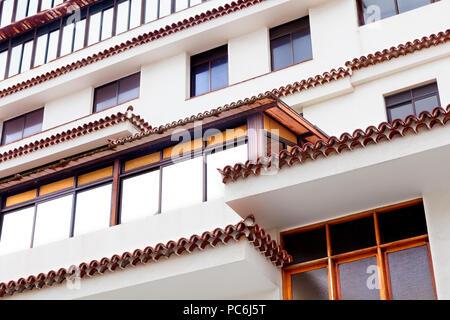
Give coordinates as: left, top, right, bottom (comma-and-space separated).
93, 72, 140, 112
270, 16, 312, 71
378, 203, 427, 244
291, 268, 329, 300
1, 109, 44, 145
118, 73, 141, 104
190, 45, 228, 97
359, 0, 435, 25
283, 227, 327, 265
387, 245, 435, 299
329, 216, 376, 255
386, 82, 440, 122
339, 256, 380, 300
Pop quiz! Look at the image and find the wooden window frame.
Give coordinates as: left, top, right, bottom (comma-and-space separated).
356, 0, 439, 26
1, 108, 44, 145
190, 44, 228, 97
385, 82, 441, 122
281, 199, 438, 300
269, 16, 312, 72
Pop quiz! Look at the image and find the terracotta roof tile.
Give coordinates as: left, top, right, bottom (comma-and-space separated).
0, 106, 150, 164
0, 215, 291, 298
218, 105, 450, 183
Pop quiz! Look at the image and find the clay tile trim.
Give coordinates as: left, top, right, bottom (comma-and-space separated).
218, 105, 450, 183
0, 215, 291, 298
0, 106, 150, 164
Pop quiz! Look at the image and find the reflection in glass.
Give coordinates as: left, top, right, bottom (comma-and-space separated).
292, 268, 329, 300
94, 82, 118, 112
388, 245, 435, 300
0, 207, 35, 255
293, 28, 312, 64
162, 157, 203, 212
206, 144, 247, 200
73, 19, 86, 51
33, 195, 73, 247
361, 0, 397, 24
9, 44, 22, 76
0, 50, 7, 79
159, 0, 172, 17
21, 40, 34, 73
2, 117, 24, 144
74, 184, 112, 236
145, 0, 159, 22
61, 23, 75, 56
116, 0, 130, 34
339, 256, 380, 300
176, 0, 189, 11
15, 0, 29, 21
121, 170, 160, 223
88, 12, 101, 45
414, 95, 439, 115
34, 34, 48, 66
397, 0, 431, 14
118, 73, 140, 104
211, 56, 228, 91
0, 0, 14, 28
271, 35, 292, 71
23, 109, 44, 138
388, 102, 413, 121
47, 30, 59, 62
192, 62, 209, 96
129, 0, 142, 29
101, 8, 114, 40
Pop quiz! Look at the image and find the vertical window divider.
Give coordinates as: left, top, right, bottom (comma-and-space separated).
11, 0, 18, 23
325, 223, 337, 300
29, 202, 38, 248
4, 39, 12, 79
127, 0, 132, 30
69, 189, 77, 238
112, 0, 118, 36
110, 159, 121, 226
426, 242, 439, 299
373, 211, 388, 300
140, 0, 145, 25
83, 6, 90, 47
157, 150, 163, 214
202, 139, 207, 202
30, 29, 38, 68
56, 17, 63, 58
37, 0, 42, 13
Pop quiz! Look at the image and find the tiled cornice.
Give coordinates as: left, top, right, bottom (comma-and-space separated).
0, 215, 291, 298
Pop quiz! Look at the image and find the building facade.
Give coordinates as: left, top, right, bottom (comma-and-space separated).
0, 0, 448, 300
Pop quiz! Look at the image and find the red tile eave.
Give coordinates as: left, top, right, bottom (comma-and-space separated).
0, 0, 101, 42
0, 215, 292, 298
218, 105, 450, 183
0, 106, 150, 164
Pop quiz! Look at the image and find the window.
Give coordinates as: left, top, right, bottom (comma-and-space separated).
270, 16, 312, 71
190, 45, 228, 97
357, 0, 439, 25
0, 167, 113, 254
283, 200, 436, 300
93, 72, 140, 112
1, 108, 44, 145
0, 0, 208, 80
385, 82, 441, 122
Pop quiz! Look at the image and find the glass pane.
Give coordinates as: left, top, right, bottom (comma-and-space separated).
339, 256, 380, 300
46, 30, 59, 62
412, 82, 438, 98
190, 0, 202, 5
28, 0, 39, 17
283, 227, 327, 265
206, 144, 247, 201
34, 34, 48, 66
361, 0, 397, 24
292, 28, 312, 64
397, 0, 431, 14
191, 62, 209, 96
40, 0, 53, 11
23, 109, 44, 137
210, 56, 228, 91
33, 195, 73, 247
116, 0, 130, 34
329, 216, 376, 255
271, 34, 292, 71
175, 0, 189, 11
414, 95, 439, 115
388, 245, 435, 299
94, 82, 118, 112
291, 268, 329, 300
387, 102, 414, 122
378, 203, 427, 244
0, 0, 14, 27
101, 7, 114, 40
159, 0, 172, 18
15, 0, 29, 21
88, 11, 101, 45
0, 50, 7, 80
73, 184, 112, 236
121, 170, 160, 223
145, 0, 159, 22
20, 40, 33, 73
73, 19, 86, 51
60, 23, 75, 56
118, 73, 140, 104
2, 116, 24, 145
129, 0, 142, 29
8, 43, 23, 77
161, 156, 203, 212
0, 207, 35, 255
